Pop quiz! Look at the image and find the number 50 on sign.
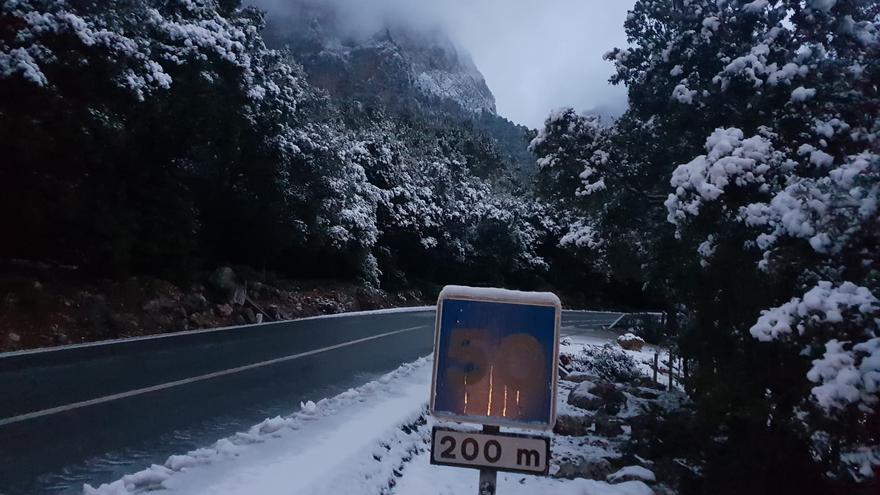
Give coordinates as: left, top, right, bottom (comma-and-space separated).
429, 286, 561, 430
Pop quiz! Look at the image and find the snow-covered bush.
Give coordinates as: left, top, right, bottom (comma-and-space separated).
575, 344, 642, 384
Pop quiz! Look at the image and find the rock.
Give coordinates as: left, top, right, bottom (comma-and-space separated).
241, 307, 256, 324
634, 376, 666, 390
568, 381, 603, 410
607, 465, 656, 484
565, 372, 598, 383
591, 383, 627, 415
594, 415, 625, 437
555, 457, 613, 480
626, 414, 658, 438
108, 313, 140, 334
553, 414, 593, 436
208, 266, 239, 292
188, 312, 214, 328
568, 381, 627, 414
79, 293, 112, 337
559, 353, 572, 367
7, 332, 21, 343
171, 317, 189, 332
628, 386, 662, 400
143, 297, 177, 312
617, 333, 646, 351
182, 293, 209, 314
231, 287, 247, 306
215, 303, 234, 317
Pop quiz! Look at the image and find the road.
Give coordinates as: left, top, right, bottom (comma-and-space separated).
0, 308, 622, 494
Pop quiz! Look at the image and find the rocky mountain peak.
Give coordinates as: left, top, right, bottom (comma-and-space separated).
263, 2, 496, 115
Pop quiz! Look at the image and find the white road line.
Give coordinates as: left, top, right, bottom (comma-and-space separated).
0, 324, 428, 427
607, 314, 627, 329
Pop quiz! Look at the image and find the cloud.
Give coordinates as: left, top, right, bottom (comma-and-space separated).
251, 0, 634, 128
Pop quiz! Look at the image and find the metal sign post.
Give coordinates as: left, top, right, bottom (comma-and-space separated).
428, 285, 560, 494
479, 425, 499, 495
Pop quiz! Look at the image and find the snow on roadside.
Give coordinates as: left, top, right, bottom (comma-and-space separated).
83, 357, 435, 494
84, 324, 662, 495
395, 453, 654, 495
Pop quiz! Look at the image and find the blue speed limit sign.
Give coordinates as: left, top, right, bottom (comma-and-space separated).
429, 286, 561, 430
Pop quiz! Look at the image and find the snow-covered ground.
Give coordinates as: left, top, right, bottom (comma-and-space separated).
84, 330, 664, 495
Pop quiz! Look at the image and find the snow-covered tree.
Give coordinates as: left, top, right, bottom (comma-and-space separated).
537, 0, 879, 489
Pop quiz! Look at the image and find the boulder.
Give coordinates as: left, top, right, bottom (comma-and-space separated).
215, 303, 234, 317
553, 414, 593, 436
594, 415, 626, 437
592, 383, 627, 415
108, 313, 140, 334
208, 266, 239, 292
143, 297, 177, 312
567, 381, 602, 410
182, 293, 209, 314
241, 307, 257, 324
617, 333, 646, 351
633, 376, 666, 390
555, 457, 613, 480
188, 312, 215, 328
565, 371, 598, 383
231, 287, 247, 306
628, 386, 662, 400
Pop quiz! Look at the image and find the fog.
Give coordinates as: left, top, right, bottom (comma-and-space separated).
253, 0, 634, 128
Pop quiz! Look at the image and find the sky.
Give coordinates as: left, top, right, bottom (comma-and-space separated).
438, 0, 635, 127
256, 0, 636, 128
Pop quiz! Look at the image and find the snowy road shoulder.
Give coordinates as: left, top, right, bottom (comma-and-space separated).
84, 357, 434, 495
84, 328, 663, 495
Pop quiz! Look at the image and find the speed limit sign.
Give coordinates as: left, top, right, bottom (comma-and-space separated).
429, 285, 561, 430
428, 286, 560, 492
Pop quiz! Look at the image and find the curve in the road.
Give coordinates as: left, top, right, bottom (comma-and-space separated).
0, 307, 622, 494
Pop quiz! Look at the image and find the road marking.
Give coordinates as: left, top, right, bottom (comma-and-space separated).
0, 324, 428, 427
607, 314, 627, 329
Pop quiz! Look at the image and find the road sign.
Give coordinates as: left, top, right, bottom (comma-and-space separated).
430, 427, 550, 475
430, 286, 561, 430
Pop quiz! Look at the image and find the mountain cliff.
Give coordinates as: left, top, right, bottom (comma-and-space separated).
262, 2, 497, 116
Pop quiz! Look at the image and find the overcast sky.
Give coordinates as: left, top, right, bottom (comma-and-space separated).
439, 0, 635, 127
258, 0, 636, 128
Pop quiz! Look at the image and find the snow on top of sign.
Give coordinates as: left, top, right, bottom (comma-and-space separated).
439, 285, 561, 308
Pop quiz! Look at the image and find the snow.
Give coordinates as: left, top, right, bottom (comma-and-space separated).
791, 86, 817, 102
671, 84, 697, 104
82, 320, 647, 495
395, 461, 654, 495
807, 338, 880, 410
697, 235, 716, 267
560, 221, 604, 250
84, 357, 436, 494
569, 380, 598, 401
439, 285, 561, 309
742, 0, 769, 13
808, 0, 838, 12
749, 281, 878, 342
740, 152, 879, 257
666, 128, 776, 224
607, 465, 656, 483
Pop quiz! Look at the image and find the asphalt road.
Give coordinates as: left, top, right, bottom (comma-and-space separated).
0, 308, 622, 494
